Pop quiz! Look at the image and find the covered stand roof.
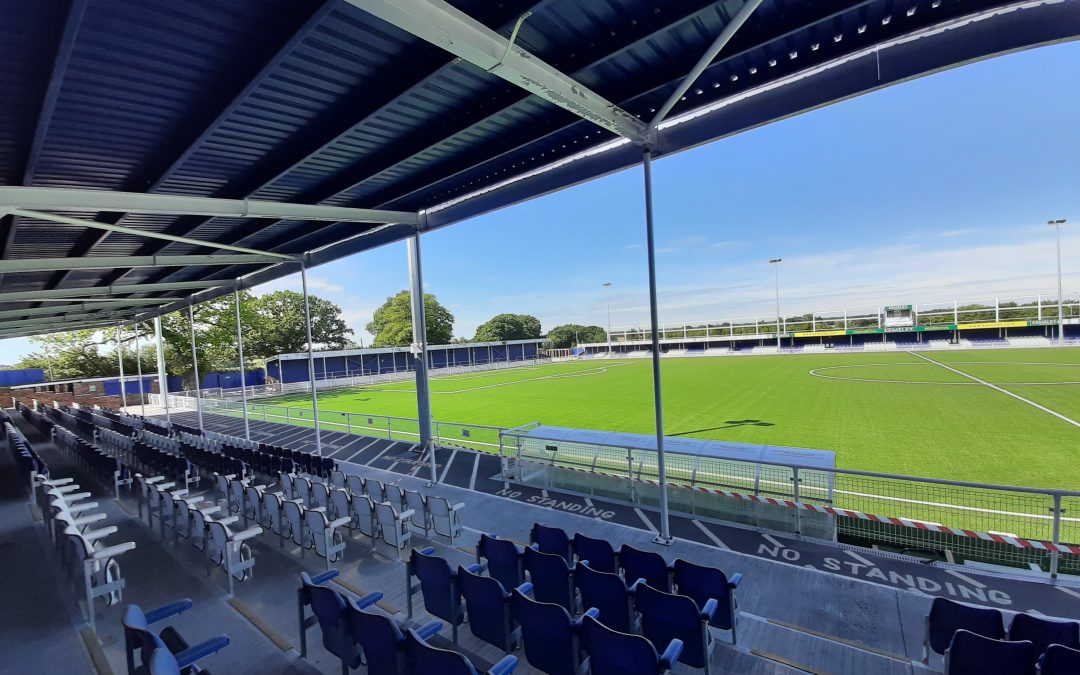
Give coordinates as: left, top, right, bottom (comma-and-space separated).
1, 0, 1076, 338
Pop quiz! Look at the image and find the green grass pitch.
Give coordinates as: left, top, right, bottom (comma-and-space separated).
252, 347, 1080, 490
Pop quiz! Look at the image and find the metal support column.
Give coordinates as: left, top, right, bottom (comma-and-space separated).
153, 317, 170, 424
300, 264, 323, 456
642, 149, 672, 545
233, 289, 250, 440
188, 304, 204, 431
407, 235, 437, 486
134, 323, 146, 416
116, 323, 128, 411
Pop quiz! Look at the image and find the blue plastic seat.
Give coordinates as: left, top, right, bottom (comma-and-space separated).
620, 544, 671, 592
944, 629, 1034, 675
524, 545, 577, 612
297, 569, 382, 674
459, 564, 517, 651
406, 627, 518, 675
123, 600, 229, 675
477, 534, 525, 592
923, 598, 1004, 663
1040, 644, 1080, 674
407, 547, 478, 643
575, 561, 636, 633
573, 532, 616, 574
531, 522, 571, 563
634, 582, 716, 673
672, 558, 742, 641
512, 582, 597, 675
348, 599, 441, 675
147, 642, 229, 675
582, 613, 682, 675
1007, 612, 1079, 657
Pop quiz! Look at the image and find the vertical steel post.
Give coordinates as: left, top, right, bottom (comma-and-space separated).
116, 323, 128, 411
1050, 494, 1062, 579
407, 235, 438, 486
153, 317, 170, 424
642, 149, 672, 544
1055, 221, 1065, 342
134, 323, 146, 416
233, 289, 250, 440
300, 263, 323, 456
188, 304, 204, 431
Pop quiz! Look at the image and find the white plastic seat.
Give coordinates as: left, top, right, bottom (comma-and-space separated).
346, 474, 365, 497
244, 483, 268, 526
353, 494, 379, 549
294, 476, 313, 507
278, 472, 295, 500
311, 481, 330, 510
428, 496, 466, 546
283, 499, 307, 551
65, 525, 135, 630
385, 483, 405, 510
206, 518, 262, 595
330, 470, 347, 490
374, 502, 413, 559
367, 480, 386, 505
261, 491, 294, 547
404, 489, 431, 536
303, 507, 350, 570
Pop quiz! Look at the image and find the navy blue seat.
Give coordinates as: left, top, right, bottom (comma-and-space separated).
148, 643, 228, 675
407, 547, 479, 643
406, 627, 518, 675
1040, 644, 1080, 674
477, 534, 525, 592
123, 600, 229, 675
575, 561, 636, 633
923, 598, 1004, 663
672, 558, 742, 642
298, 569, 382, 675
944, 630, 1034, 675
620, 544, 671, 592
634, 582, 716, 673
524, 545, 577, 612
459, 564, 517, 651
572, 532, 616, 574
512, 582, 597, 675
1007, 612, 1079, 657
348, 600, 441, 675
531, 523, 571, 563
582, 613, 682, 675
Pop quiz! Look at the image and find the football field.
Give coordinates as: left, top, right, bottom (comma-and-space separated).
251, 347, 1080, 490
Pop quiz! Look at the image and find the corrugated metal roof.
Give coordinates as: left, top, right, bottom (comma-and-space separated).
0, 0, 1075, 336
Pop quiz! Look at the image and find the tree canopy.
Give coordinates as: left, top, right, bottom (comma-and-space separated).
473, 313, 542, 342
366, 290, 454, 347
547, 324, 607, 348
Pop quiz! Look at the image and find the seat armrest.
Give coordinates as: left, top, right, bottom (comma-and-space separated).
310, 569, 339, 585
146, 476, 165, 484
352, 591, 383, 610
398, 509, 415, 521
574, 607, 600, 628
628, 578, 647, 593
700, 598, 718, 622
218, 516, 240, 526
62, 491, 92, 502
420, 546, 436, 555
173, 635, 230, 669
728, 573, 743, 589
92, 541, 136, 560
47, 477, 76, 486
416, 620, 443, 641
232, 526, 263, 542
466, 562, 487, 575
65, 501, 100, 515
145, 599, 194, 624
328, 517, 351, 530
73, 513, 108, 527
54, 484, 81, 494
83, 525, 118, 542
450, 502, 466, 512
157, 482, 176, 490
488, 654, 518, 675
198, 505, 222, 516
171, 489, 189, 498
659, 639, 683, 669
253, 484, 267, 491
311, 507, 327, 513
516, 582, 534, 596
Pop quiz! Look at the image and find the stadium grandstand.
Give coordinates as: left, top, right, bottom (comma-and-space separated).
1, 2, 1078, 675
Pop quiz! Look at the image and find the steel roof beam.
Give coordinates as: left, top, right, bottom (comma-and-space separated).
0, 299, 175, 320
345, 0, 648, 142
0, 280, 226, 304
0, 254, 286, 273
0, 309, 146, 331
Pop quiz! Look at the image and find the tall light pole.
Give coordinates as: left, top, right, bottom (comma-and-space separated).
1050, 219, 1066, 342
769, 258, 782, 352
603, 282, 613, 355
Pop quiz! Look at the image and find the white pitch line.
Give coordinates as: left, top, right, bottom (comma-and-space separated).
691, 519, 731, 550
843, 549, 876, 567
1057, 585, 1080, 601
943, 569, 986, 589
908, 351, 1080, 429
634, 508, 659, 533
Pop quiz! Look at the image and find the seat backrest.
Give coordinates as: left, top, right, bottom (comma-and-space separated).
523, 546, 574, 612
148, 646, 181, 675
583, 613, 664, 675
620, 544, 670, 592
928, 598, 1005, 656
279, 472, 294, 499
385, 483, 404, 509
576, 562, 634, 633
330, 470, 346, 489
190, 509, 209, 549
411, 549, 463, 625
479, 534, 523, 593
531, 523, 571, 562
283, 500, 306, 547
368, 480, 386, 504
122, 604, 158, 669
404, 490, 427, 527
349, 603, 406, 675
459, 565, 512, 651
1008, 612, 1080, 656
945, 630, 1034, 675
244, 485, 262, 519
296, 477, 312, 505
512, 588, 577, 675
262, 492, 283, 533
634, 582, 707, 668
405, 628, 475, 675
1041, 644, 1080, 675
304, 509, 330, 555
671, 558, 734, 630
330, 488, 352, 524
346, 474, 365, 497
573, 532, 616, 573
308, 585, 351, 659
428, 497, 461, 538
354, 495, 377, 537
229, 478, 244, 513
312, 481, 330, 510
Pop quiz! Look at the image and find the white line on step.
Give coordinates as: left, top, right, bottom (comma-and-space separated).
843, 549, 876, 567
943, 569, 986, 589
468, 454, 480, 491
1057, 585, 1080, 601
692, 519, 731, 550
634, 508, 658, 533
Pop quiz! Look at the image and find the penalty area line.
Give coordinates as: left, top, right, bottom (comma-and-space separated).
908, 351, 1080, 430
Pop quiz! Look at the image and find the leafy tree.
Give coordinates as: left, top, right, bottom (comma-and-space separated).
546, 324, 607, 348
249, 291, 352, 354
474, 313, 542, 342
16, 329, 120, 380
366, 290, 454, 347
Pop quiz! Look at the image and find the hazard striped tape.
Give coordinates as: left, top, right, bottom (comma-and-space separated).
519, 460, 1080, 555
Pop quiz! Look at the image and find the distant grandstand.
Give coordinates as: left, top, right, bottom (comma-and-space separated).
579, 290, 1079, 355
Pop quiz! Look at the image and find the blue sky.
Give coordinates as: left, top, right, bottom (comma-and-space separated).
2, 40, 1078, 362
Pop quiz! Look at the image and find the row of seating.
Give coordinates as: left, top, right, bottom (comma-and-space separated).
925, 596, 1080, 674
